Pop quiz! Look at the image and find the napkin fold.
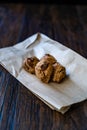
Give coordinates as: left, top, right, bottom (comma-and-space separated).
0, 33, 87, 114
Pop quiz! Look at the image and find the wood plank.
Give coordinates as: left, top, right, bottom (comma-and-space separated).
0, 4, 87, 130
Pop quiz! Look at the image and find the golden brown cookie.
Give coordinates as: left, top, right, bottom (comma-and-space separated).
35, 60, 53, 83
23, 56, 39, 74
52, 62, 66, 83
40, 54, 57, 64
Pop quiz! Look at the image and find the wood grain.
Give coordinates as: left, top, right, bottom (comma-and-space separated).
0, 4, 87, 130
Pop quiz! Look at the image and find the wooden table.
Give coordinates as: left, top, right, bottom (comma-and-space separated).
0, 4, 87, 130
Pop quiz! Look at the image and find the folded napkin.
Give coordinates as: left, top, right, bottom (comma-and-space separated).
0, 33, 87, 114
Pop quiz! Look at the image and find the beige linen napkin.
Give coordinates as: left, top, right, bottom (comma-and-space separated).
0, 33, 87, 114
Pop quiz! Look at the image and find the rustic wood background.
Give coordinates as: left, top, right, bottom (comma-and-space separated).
0, 4, 87, 130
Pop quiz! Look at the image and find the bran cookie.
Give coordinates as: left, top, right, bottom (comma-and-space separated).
52, 62, 66, 83
35, 60, 53, 83
40, 54, 57, 64
23, 56, 39, 74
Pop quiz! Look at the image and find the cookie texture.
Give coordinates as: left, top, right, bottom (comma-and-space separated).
23, 56, 39, 74
35, 60, 53, 83
23, 54, 66, 84
40, 54, 57, 64
52, 62, 66, 83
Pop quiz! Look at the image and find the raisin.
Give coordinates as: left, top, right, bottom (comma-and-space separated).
41, 62, 49, 71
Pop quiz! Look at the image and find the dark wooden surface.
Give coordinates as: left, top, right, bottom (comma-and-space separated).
0, 4, 87, 130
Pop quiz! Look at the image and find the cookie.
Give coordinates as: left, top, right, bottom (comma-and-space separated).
35, 60, 53, 83
52, 62, 66, 83
40, 54, 57, 64
23, 56, 39, 74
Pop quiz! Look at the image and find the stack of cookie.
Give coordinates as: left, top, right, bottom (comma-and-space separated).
23, 54, 66, 83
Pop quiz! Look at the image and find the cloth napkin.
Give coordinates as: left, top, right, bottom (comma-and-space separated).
0, 33, 87, 114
